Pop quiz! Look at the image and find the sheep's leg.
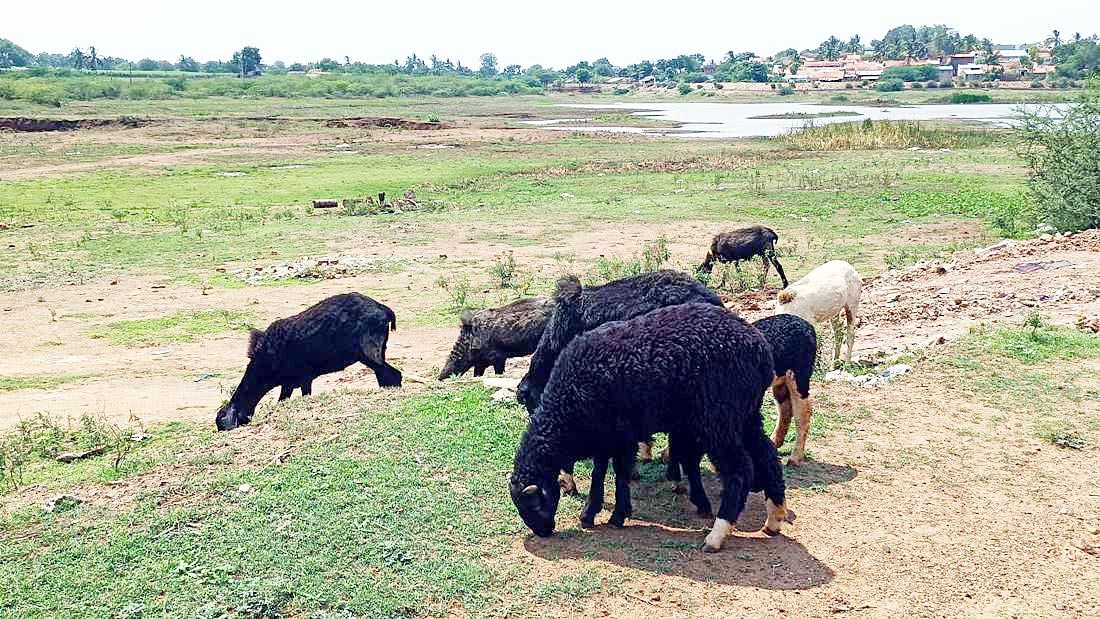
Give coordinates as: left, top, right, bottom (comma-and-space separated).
493, 359, 506, 375
558, 461, 578, 495
745, 415, 789, 535
788, 392, 814, 467
703, 446, 752, 553
770, 252, 789, 288
608, 446, 635, 528
760, 253, 771, 288
831, 316, 844, 367
676, 434, 712, 517
771, 375, 793, 449
665, 433, 682, 491
579, 455, 608, 528
638, 439, 653, 462
363, 358, 403, 388
278, 385, 294, 401
473, 364, 486, 377
300, 379, 313, 397
844, 306, 856, 363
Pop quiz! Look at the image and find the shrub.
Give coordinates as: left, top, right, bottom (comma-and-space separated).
778, 85, 795, 96
1031, 79, 1044, 89
939, 80, 954, 89
926, 80, 939, 89
881, 65, 939, 82
678, 83, 692, 95
844, 82, 853, 89
947, 92, 992, 104
911, 81, 925, 89
875, 78, 904, 92
489, 252, 518, 289
1017, 84, 1100, 231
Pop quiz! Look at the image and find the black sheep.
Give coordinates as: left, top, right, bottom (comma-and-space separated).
215, 293, 401, 431
517, 270, 721, 412
753, 314, 817, 465
697, 225, 788, 288
438, 297, 554, 379
509, 303, 788, 552
515, 271, 722, 493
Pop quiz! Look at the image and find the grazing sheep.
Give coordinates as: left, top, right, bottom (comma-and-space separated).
438, 297, 554, 379
775, 260, 860, 365
515, 271, 722, 493
215, 293, 401, 431
754, 314, 817, 466
698, 225, 789, 288
509, 303, 788, 552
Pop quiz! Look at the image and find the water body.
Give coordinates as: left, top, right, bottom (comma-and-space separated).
532, 101, 1064, 138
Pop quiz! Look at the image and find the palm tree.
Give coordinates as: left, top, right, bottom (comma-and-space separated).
68, 47, 85, 70
88, 46, 97, 71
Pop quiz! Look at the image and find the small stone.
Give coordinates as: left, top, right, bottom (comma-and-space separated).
238, 484, 254, 494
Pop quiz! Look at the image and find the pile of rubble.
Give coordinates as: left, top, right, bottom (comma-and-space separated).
227, 255, 393, 285
862, 229, 1100, 326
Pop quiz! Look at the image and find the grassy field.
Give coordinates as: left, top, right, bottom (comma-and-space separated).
1, 92, 1097, 618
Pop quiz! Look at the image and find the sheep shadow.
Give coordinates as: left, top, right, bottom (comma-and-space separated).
782, 460, 858, 490
524, 492, 834, 590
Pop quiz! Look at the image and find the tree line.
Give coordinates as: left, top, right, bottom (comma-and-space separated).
2, 24, 1097, 81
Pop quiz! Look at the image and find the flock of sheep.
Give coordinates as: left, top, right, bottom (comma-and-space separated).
213, 225, 863, 552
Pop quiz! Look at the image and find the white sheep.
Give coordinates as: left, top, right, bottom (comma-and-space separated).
775, 260, 861, 365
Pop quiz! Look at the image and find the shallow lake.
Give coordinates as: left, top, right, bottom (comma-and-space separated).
532, 101, 1064, 138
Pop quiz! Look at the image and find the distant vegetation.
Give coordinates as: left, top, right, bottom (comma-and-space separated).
946, 92, 992, 103
783, 118, 1004, 151
0, 71, 539, 105
881, 65, 939, 82
1018, 81, 1100, 231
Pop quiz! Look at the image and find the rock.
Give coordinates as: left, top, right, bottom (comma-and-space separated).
238, 484, 254, 494
1039, 234, 1053, 242
56, 446, 106, 463
483, 376, 520, 390
490, 388, 514, 402
43, 494, 82, 513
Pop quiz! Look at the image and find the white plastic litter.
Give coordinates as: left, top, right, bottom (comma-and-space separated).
825, 364, 912, 388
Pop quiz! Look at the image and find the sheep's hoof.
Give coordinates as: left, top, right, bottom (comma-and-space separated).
785, 456, 803, 467
609, 513, 628, 528
696, 507, 714, 518
671, 482, 687, 494
579, 516, 595, 529
762, 525, 782, 537
701, 542, 722, 553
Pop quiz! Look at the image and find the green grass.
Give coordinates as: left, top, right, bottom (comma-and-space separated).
937, 322, 1100, 448
0, 374, 86, 392
88, 310, 255, 347
0, 388, 602, 618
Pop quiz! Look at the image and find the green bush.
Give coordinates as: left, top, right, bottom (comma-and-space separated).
1017, 83, 1100, 231
911, 81, 925, 89
678, 83, 692, 95
875, 78, 904, 92
778, 85, 795, 96
881, 65, 939, 82
947, 92, 992, 103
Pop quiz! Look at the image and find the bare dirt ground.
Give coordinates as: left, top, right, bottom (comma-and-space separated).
2, 226, 1098, 433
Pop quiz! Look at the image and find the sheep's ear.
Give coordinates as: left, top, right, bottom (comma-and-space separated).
459, 310, 474, 327
522, 484, 539, 496
246, 328, 265, 358
553, 276, 583, 304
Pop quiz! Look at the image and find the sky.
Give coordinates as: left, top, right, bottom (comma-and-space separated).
5, 1, 1099, 68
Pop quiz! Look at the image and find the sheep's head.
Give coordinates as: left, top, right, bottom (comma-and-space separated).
438, 311, 478, 379
518, 277, 584, 412
509, 476, 560, 538
215, 400, 248, 431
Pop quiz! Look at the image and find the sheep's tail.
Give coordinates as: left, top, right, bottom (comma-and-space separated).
384, 305, 398, 331
777, 289, 797, 304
